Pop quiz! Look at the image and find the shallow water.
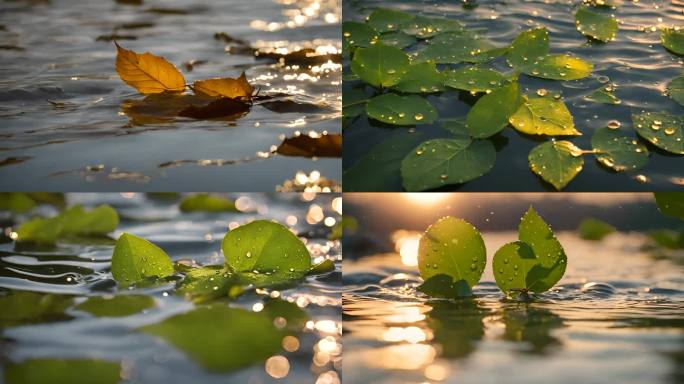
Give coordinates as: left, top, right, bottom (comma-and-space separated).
0, 0, 341, 191
0, 193, 342, 383
343, 0, 684, 191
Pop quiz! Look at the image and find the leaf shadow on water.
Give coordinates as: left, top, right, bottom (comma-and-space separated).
499, 304, 565, 355
424, 299, 487, 360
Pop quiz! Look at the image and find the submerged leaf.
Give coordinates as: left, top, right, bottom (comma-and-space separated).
179, 194, 237, 212
507, 27, 549, 67
661, 27, 684, 55
528, 140, 584, 190
276, 134, 342, 158
0, 291, 73, 327
522, 54, 593, 80
574, 6, 618, 42
111, 233, 175, 284
417, 274, 473, 299
466, 82, 522, 138
75, 295, 155, 317
343, 87, 368, 118
632, 112, 684, 155
351, 43, 410, 88
509, 98, 581, 136
578, 218, 616, 241
366, 93, 437, 126
591, 127, 649, 172
4, 359, 121, 384
192, 72, 253, 100
115, 43, 186, 94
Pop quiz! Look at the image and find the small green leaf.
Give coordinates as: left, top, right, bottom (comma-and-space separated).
647, 229, 684, 249
15, 216, 64, 245
222, 220, 311, 279
443, 67, 506, 93
342, 87, 368, 118
466, 82, 522, 138
661, 27, 684, 55
401, 16, 463, 38
75, 295, 155, 317
587, 85, 621, 105
351, 43, 410, 88
309, 259, 335, 275
366, 8, 415, 33
667, 76, 684, 106
378, 31, 417, 48
401, 138, 495, 191
59, 205, 119, 236
0, 193, 36, 213
417, 274, 473, 299
578, 218, 616, 240
575, 6, 618, 42
591, 127, 649, 171
632, 112, 684, 155
528, 140, 584, 190
510, 97, 581, 136
492, 241, 538, 294
654, 192, 684, 220
522, 54, 593, 80
111, 233, 175, 284
177, 266, 242, 303
141, 306, 285, 372
392, 61, 445, 93
343, 21, 378, 51
179, 194, 237, 212
415, 33, 501, 64
518, 207, 567, 292
507, 27, 549, 68
4, 359, 121, 384
366, 93, 437, 125
418, 216, 486, 287
0, 291, 73, 327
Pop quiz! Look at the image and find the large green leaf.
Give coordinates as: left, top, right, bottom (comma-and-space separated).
667, 76, 684, 106
661, 27, 684, 55
4, 359, 121, 384
366, 93, 437, 126
59, 205, 119, 236
401, 138, 496, 191
507, 27, 549, 67
343, 21, 378, 51
591, 127, 649, 171
0, 193, 36, 213
509, 97, 581, 136
111, 233, 175, 284
351, 43, 410, 88
492, 241, 539, 294
522, 54, 593, 80
179, 194, 237, 212
415, 32, 502, 64
378, 31, 417, 49
0, 291, 73, 327
392, 61, 445, 93
466, 82, 522, 138
401, 16, 463, 38
443, 67, 506, 93
366, 8, 414, 33
574, 6, 618, 42
221, 220, 311, 279
528, 140, 584, 190
654, 192, 684, 220
632, 112, 684, 155
75, 295, 155, 317
517, 207, 567, 292
141, 306, 285, 372
418, 216, 486, 288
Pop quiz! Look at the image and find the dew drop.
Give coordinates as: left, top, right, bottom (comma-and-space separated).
414, 113, 424, 121
606, 120, 621, 129
536, 88, 548, 97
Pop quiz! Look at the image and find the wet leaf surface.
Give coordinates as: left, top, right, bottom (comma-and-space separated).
351, 43, 410, 88
510, 97, 581, 136
632, 112, 684, 154
528, 140, 584, 190
574, 6, 618, 42
466, 82, 522, 138
366, 93, 437, 126
111, 233, 174, 284
591, 127, 649, 171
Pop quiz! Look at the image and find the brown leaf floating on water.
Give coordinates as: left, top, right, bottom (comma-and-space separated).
115, 42, 186, 94
276, 134, 342, 158
192, 72, 253, 100
255, 48, 342, 65
178, 97, 250, 120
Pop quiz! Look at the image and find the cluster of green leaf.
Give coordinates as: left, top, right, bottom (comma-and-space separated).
14, 204, 119, 245
343, 7, 684, 191
0, 193, 65, 212
416, 207, 566, 300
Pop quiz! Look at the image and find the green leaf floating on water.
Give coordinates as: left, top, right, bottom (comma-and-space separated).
0, 291, 73, 327
401, 138, 496, 191
366, 8, 414, 33
342, 87, 368, 118
591, 127, 649, 171
351, 43, 410, 88
578, 218, 616, 241
15, 216, 64, 245
417, 216, 486, 289
443, 67, 506, 93
522, 54, 593, 80
417, 274, 473, 299
179, 193, 237, 212
141, 306, 286, 372
111, 233, 175, 284
378, 31, 417, 49
493, 207, 567, 294
59, 205, 119, 236
528, 140, 584, 190
667, 76, 684, 106
661, 27, 684, 55
343, 21, 378, 52
509, 97, 581, 136
75, 295, 155, 317
507, 27, 549, 68
574, 6, 618, 42
222, 220, 311, 280
631, 112, 684, 155
4, 358, 121, 384
0, 193, 36, 213
401, 16, 464, 39
654, 192, 684, 220
416, 32, 503, 64
466, 82, 522, 138
587, 85, 621, 105
392, 61, 445, 93
366, 93, 437, 125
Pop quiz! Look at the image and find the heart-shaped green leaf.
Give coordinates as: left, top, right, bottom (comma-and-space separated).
392, 61, 445, 93
632, 112, 684, 154
5, 359, 121, 384
667, 76, 684, 106
343, 21, 378, 51
418, 216, 486, 288
466, 82, 522, 138
366, 93, 438, 125
401, 138, 496, 191
528, 140, 584, 190
661, 27, 684, 55
417, 274, 473, 299
522, 54, 593, 80
507, 27, 549, 67
366, 8, 415, 33
179, 193, 237, 212
111, 233, 174, 284
378, 31, 417, 48
75, 295, 155, 317
517, 207, 567, 292
351, 43, 410, 88
222, 220, 311, 280
574, 6, 618, 42
591, 127, 649, 171
509, 97, 581, 136
492, 241, 538, 294
443, 67, 506, 93
401, 16, 463, 38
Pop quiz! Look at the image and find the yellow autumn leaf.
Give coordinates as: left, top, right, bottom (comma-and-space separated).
192, 72, 254, 100
115, 43, 186, 94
